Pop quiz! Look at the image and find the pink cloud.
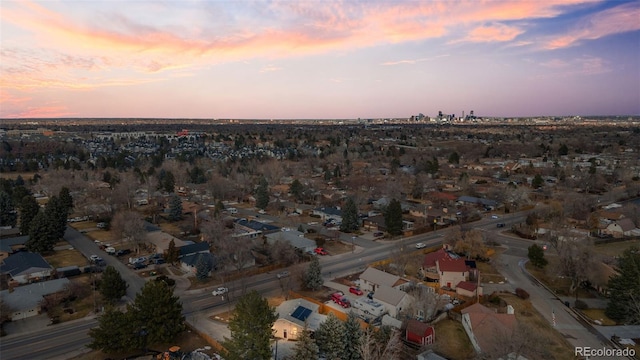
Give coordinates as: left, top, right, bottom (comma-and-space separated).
544, 1, 640, 49
461, 23, 524, 43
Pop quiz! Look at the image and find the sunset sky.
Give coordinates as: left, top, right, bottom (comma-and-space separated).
1, 0, 639, 119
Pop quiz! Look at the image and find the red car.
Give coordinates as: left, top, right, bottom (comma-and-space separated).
314, 247, 328, 255
349, 287, 363, 296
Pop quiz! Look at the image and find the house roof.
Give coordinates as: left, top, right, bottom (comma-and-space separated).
457, 281, 478, 292
179, 242, 210, 257
373, 285, 407, 306
313, 206, 342, 217
235, 219, 280, 233
0, 236, 29, 253
0, 278, 70, 312
457, 196, 497, 207
0, 252, 51, 276
616, 218, 637, 232
275, 298, 327, 331
462, 303, 516, 353
406, 319, 432, 336
437, 258, 468, 273
360, 267, 401, 288
423, 249, 451, 269
265, 230, 316, 250
181, 252, 216, 268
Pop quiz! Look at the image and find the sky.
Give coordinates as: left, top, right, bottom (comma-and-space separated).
1, 0, 639, 119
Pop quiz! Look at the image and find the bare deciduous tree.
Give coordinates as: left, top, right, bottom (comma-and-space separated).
359, 325, 403, 360
111, 210, 146, 254
401, 285, 442, 322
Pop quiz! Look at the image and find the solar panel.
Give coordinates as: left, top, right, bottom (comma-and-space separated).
291, 306, 312, 322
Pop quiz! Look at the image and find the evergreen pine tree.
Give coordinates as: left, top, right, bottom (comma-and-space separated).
0, 191, 17, 227
384, 199, 403, 236
290, 179, 304, 202
605, 246, 640, 324
26, 210, 56, 253
19, 195, 39, 235
528, 244, 548, 268
304, 256, 324, 290
88, 306, 136, 353
165, 239, 180, 264
168, 194, 183, 221
127, 281, 185, 346
100, 266, 128, 305
315, 313, 344, 360
340, 197, 359, 233
343, 312, 363, 360
58, 187, 74, 215
195, 254, 212, 281
291, 324, 319, 360
44, 196, 68, 241
224, 290, 278, 360
255, 177, 270, 210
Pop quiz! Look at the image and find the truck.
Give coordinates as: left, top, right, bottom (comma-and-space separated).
352, 298, 386, 317
330, 292, 351, 308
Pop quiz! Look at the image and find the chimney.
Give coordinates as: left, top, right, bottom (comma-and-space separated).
507, 305, 514, 315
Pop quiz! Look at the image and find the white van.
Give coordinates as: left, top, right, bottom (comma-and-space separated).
227, 208, 238, 214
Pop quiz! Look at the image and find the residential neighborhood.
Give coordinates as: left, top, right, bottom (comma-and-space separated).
1, 119, 639, 360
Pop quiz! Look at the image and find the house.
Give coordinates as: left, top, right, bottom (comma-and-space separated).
0, 252, 53, 284
146, 231, 187, 254
0, 235, 29, 261
437, 258, 469, 289
461, 303, 516, 356
419, 248, 454, 282
265, 230, 316, 253
272, 298, 327, 341
359, 267, 408, 293
180, 252, 216, 275
372, 285, 412, 318
587, 261, 618, 295
457, 196, 498, 210
604, 218, 640, 238
405, 319, 435, 346
233, 219, 281, 237
0, 278, 70, 320
456, 281, 482, 298
311, 207, 343, 223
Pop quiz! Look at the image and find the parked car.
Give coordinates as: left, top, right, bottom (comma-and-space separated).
367, 292, 374, 300
314, 247, 328, 255
415, 243, 427, 249
497, 223, 505, 228
105, 247, 116, 255
89, 254, 100, 262
212, 287, 229, 296
331, 292, 351, 308
349, 287, 363, 296
97, 222, 108, 229
116, 249, 131, 257
152, 258, 165, 265
373, 231, 384, 238
276, 271, 290, 279
132, 262, 147, 270
491, 215, 499, 219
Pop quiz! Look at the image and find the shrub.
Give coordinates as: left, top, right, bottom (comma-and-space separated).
515, 288, 530, 300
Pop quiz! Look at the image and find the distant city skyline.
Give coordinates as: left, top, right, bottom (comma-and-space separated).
1, 1, 639, 119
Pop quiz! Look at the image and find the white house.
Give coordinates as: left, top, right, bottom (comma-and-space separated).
272, 298, 326, 341
372, 285, 412, 318
605, 218, 640, 238
0, 278, 70, 320
359, 267, 409, 293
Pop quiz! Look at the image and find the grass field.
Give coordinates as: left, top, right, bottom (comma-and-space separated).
581, 308, 616, 326
45, 246, 90, 268
594, 239, 640, 257
433, 319, 475, 359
